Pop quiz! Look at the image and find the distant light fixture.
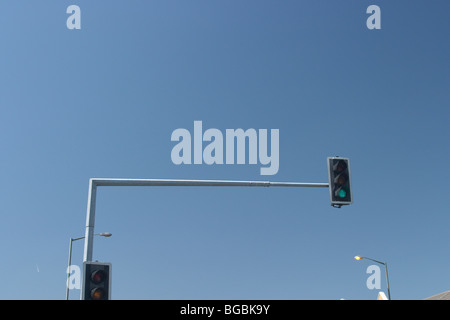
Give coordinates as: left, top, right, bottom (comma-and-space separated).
98, 232, 112, 237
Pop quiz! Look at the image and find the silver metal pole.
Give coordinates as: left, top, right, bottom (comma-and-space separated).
92, 178, 329, 188
385, 262, 391, 300
66, 237, 73, 300
83, 179, 97, 262
83, 178, 329, 262
67, 236, 84, 300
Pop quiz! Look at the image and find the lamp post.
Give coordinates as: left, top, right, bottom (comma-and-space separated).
66, 232, 112, 300
354, 255, 391, 300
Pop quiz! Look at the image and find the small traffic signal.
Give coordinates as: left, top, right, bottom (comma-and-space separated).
82, 261, 111, 300
327, 157, 352, 207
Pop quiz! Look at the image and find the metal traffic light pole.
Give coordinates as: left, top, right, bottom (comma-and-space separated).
82, 178, 330, 263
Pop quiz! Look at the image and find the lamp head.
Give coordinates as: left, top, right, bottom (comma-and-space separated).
99, 232, 112, 237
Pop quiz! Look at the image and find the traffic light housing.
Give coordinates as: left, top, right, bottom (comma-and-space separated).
327, 157, 353, 207
82, 261, 112, 300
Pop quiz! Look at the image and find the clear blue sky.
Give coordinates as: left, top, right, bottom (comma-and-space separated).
0, 1, 449, 300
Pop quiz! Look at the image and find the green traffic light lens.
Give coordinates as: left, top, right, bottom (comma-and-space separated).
338, 189, 347, 198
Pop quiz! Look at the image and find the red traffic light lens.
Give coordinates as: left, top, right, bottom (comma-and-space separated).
91, 287, 106, 300
334, 160, 347, 173
91, 270, 106, 284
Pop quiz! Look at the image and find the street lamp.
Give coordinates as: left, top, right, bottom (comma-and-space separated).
66, 232, 112, 300
354, 255, 391, 300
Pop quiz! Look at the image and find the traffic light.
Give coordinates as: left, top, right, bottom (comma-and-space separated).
82, 261, 112, 300
327, 157, 352, 207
